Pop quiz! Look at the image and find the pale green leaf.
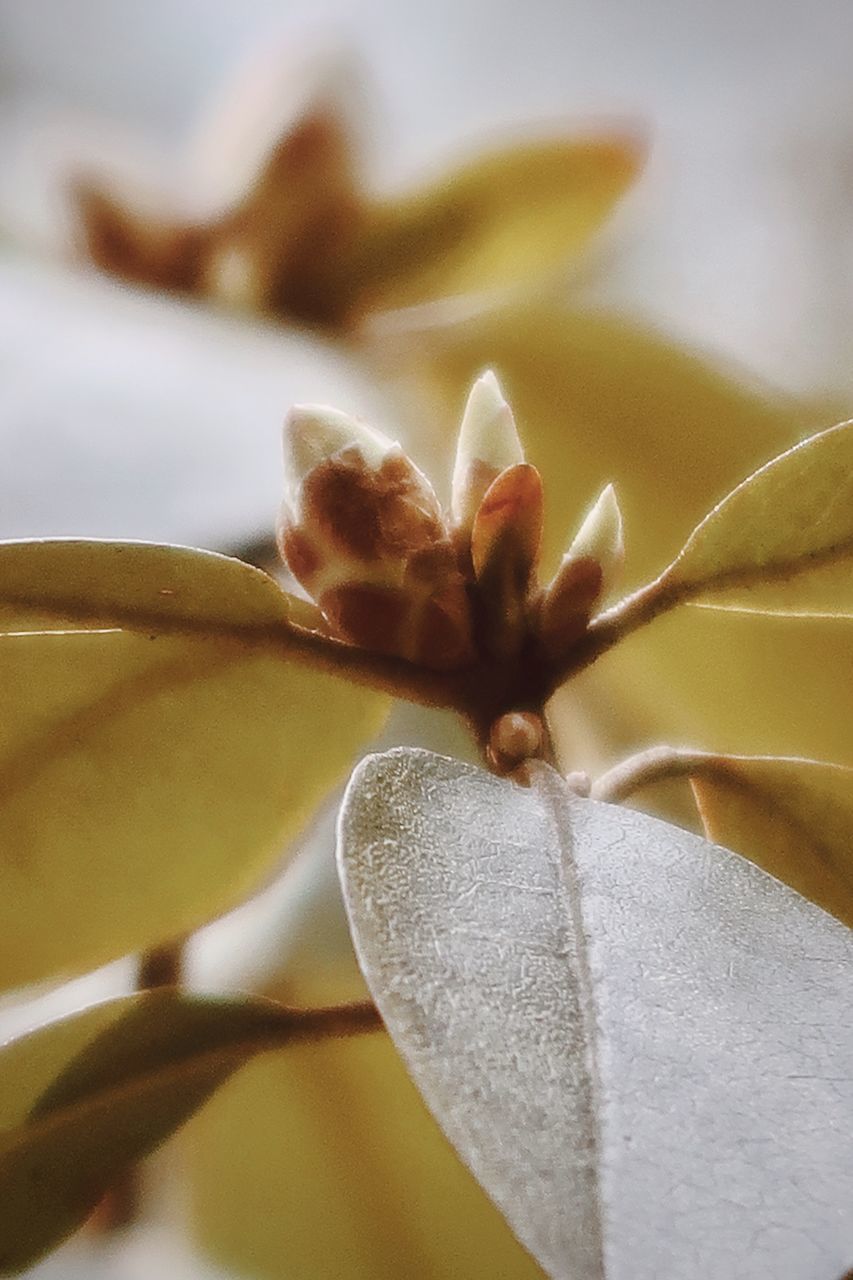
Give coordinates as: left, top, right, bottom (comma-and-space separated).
190, 1032, 548, 1280
0, 540, 387, 992
0, 989, 379, 1274
188, 716, 545, 1280
339, 748, 853, 1280
690, 755, 853, 927
662, 420, 853, 615
0, 538, 295, 632
349, 135, 643, 315
556, 604, 853, 834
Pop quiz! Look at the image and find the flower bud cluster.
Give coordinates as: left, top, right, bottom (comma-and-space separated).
277, 371, 624, 673
278, 406, 472, 670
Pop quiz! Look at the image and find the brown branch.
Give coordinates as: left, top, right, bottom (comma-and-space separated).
263, 620, 459, 706
93, 937, 187, 1233
278, 998, 385, 1040
542, 573, 675, 694
137, 939, 185, 990
4, 589, 459, 708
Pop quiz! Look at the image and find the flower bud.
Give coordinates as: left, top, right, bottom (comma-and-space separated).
565, 483, 624, 593
471, 463, 544, 659
277, 404, 473, 669
536, 556, 603, 659
451, 370, 524, 535
536, 485, 624, 660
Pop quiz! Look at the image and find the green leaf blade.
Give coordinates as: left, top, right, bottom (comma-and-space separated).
691, 754, 853, 926
0, 540, 387, 992
353, 134, 643, 315
665, 420, 853, 614
0, 991, 315, 1274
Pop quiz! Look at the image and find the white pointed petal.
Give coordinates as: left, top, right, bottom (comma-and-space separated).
451, 370, 524, 528
566, 482, 624, 587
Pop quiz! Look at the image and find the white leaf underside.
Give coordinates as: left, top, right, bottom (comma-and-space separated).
338, 748, 853, 1280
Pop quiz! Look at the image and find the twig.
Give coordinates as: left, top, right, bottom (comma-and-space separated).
590, 745, 725, 805
92, 938, 187, 1234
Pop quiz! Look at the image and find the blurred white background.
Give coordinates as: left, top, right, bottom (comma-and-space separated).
5, 0, 853, 382
2, 0, 853, 553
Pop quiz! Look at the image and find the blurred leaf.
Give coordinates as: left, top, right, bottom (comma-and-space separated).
690, 755, 853, 926
0, 540, 387, 991
339, 748, 853, 1280
0, 989, 379, 1274
350, 135, 642, 315
189, 1034, 547, 1280
560, 606, 853, 815
662, 420, 853, 614
187, 821, 545, 1280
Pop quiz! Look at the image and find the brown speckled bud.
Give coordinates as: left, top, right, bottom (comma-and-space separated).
470, 462, 544, 659
278, 405, 473, 669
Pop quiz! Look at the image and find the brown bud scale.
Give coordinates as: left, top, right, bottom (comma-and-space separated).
303, 448, 445, 567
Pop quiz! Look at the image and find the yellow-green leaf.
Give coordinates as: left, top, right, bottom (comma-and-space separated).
662, 420, 853, 615
0, 538, 297, 632
0, 989, 380, 1274
349, 135, 643, 315
0, 540, 387, 992
690, 755, 853, 927
556, 604, 853, 834
187, 848, 547, 1280
190, 1034, 548, 1280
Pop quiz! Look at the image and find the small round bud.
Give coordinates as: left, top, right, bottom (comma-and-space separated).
488, 712, 544, 772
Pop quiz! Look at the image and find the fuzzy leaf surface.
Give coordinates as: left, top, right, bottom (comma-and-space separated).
0, 990, 379, 1273
0, 539, 386, 991
663, 420, 853, 614
338, 747, 853, 1280
690, 755, 853, 926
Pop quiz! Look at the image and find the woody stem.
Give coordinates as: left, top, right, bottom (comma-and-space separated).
89, 938, 188, 1235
